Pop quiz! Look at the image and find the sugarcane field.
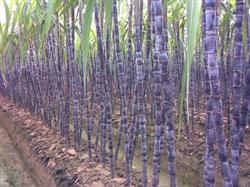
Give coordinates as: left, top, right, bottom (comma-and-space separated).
0, 0, 250, 186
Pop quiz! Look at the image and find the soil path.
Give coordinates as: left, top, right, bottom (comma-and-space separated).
0, 125, 36, 187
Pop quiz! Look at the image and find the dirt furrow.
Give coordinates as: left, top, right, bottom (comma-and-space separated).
0, 126, 36, 187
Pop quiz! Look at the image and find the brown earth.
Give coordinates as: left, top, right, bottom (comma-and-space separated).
173, 113, 250, 187
0, 125, 36, 187
0, 94, 249, 187
0, 96, 140, 187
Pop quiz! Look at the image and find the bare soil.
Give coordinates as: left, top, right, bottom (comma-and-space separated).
0, 94, 249, 187
0, 126, 36, 187
0, 96, 140, 187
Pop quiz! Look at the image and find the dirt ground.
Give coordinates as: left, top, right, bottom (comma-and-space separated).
0, 126, 36, 187
0, 96, 137, 187
0, 94, 249, 187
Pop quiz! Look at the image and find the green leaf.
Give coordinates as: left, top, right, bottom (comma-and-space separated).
0, 24, 3, 35
178, 0, 202, 135
2, 0, 11, 36
81, 0, 95, 81
0, 0, 14, 54
104, 0, 112, 39
40, 0, 58, 50
186, 0, 202, 92
11, 10, 19, 33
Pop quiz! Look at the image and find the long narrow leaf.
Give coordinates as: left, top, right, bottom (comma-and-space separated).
104, 0, 112, 39
81, 0, 95, 81
178, 0, 201, 135
40, 0, 57, 49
